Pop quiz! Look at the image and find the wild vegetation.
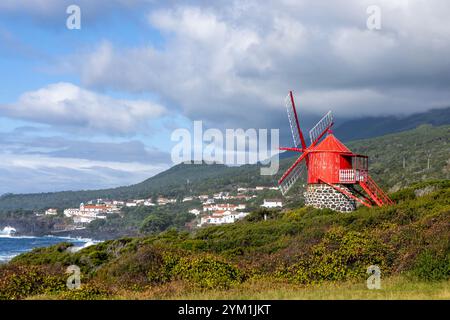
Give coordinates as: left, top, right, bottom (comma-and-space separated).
1, 180, 448, 299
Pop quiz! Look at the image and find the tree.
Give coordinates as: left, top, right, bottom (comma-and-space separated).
140, 214, 170, 234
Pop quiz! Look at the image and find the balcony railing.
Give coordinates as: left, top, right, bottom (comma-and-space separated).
339, 169, 367, 183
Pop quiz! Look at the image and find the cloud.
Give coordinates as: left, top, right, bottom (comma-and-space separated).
0, 82, 166, 135
0, 128, 171, 193
0, 128, 171, 164
68, 0, 450, 130
0, 153, 168, 194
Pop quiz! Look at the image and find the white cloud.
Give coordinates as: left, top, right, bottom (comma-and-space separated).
69, 0, 450, 127
0, 152, 169, 193
0, 82, 166, 135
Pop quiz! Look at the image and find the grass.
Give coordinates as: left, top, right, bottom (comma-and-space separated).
109, 276, 450, 300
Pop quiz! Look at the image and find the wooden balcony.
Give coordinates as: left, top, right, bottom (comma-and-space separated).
339, 169, 368, 183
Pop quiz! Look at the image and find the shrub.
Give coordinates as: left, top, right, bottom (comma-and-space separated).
96, 246, 168, 288
245, 208, 282, 222
59, 282, 110, 300
412, 250, 450, 281
0, 265, 66, 300
10, 242, 74, 266
277, 227, 391, 284
172, 255, 244, 289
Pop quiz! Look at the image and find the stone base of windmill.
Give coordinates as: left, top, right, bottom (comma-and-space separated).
304, 183, 356, 212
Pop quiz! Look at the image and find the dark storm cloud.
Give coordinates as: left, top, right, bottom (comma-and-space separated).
65, 0, 450, 131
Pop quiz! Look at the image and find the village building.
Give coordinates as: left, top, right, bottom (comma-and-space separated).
63, 208, 79, 217
203, 198, 215, 205
199, 210, 249, 226
80, 203, 108, 214
125, 202, 137, 207
189, 208, 201, 216
261, 199, 283, 208
157, 197, 177, 205
203, 203, 242, 212
66, 203, 110, 225
213, 192, 231, 200
45, 208, 58, 216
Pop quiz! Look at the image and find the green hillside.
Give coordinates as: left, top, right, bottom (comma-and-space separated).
0, 124, 448, 211
334, 107, 450, 141
0, 125, 450, 210
347, 124, 449, 191
1, 180, 448, 300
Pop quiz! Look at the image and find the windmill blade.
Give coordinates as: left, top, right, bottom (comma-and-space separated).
309, 110, 333, 146
279, 162, 306, 195
278, 151, 308, 195
285, 91, 307, 149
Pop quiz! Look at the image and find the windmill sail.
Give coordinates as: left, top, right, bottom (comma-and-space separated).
285, 92, 306, 148
279, 162, 305, 195
309, 111, 333, 145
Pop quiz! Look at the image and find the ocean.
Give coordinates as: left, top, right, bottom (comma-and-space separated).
0, 234, 94, 263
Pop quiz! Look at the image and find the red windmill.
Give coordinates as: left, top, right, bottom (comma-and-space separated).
278, 91, 394, 212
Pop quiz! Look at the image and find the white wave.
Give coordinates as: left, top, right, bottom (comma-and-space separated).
43, 235, 101, 243
0, 253, 19, 262
0, 249, 29, 263
0, 226, 16, 236
0, 235, 42, 239
0, 236, 102, 263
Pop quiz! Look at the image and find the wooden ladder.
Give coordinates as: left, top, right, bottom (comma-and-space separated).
359, 175, 394, 207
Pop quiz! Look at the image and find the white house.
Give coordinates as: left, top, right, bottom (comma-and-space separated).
45, 208, 58, 216
183, 196, 194, 202
80, 204, 108, 214
261, 199, 283, 208
144, 200, 156, 206
67, 202, 112, 225
199, 210, 249, 226
73, 215, 96, 224
125, 202, 137, 207
203, 203, 239, 212
72, 213, 105, 224
157, 197, 177, 205
213, 192, 230, 200
189, 208, 201, 216
63, 208, 80, 217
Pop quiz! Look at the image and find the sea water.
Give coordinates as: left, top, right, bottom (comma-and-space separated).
0, 232, 94, 263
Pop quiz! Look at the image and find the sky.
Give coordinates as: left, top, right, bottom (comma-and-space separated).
0, 0, 449, 194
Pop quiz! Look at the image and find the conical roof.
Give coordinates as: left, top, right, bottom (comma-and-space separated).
310, 134, 352, 153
